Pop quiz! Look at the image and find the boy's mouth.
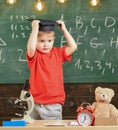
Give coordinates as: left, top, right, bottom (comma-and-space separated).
43, 47, 49, 49
43, 48, 50, 51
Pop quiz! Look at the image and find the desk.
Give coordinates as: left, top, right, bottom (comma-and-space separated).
0, 120, 118, 130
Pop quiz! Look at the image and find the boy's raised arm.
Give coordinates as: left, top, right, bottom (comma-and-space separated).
56, 20, 77, 56
27, 20, 39, 58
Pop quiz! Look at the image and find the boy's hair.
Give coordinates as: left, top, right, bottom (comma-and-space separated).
38, 31, 55, 38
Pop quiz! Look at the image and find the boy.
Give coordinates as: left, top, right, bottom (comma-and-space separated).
26, 19, 77, 120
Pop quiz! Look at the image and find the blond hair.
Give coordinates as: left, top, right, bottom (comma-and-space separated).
38, 31, 55, 38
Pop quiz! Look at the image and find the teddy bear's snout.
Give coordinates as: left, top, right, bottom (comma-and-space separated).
101, 94, 108, 99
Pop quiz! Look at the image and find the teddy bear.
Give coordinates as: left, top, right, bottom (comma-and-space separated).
92, 86, 118, 118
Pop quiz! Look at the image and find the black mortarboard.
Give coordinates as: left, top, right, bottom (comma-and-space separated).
27, 19, 57, 31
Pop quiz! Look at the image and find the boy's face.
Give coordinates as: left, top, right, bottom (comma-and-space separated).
37, 32, 55, 53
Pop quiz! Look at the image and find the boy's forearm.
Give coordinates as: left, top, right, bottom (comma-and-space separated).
27, 29, 38, 57
63, 28, 77, 55
56, 20, 77, 54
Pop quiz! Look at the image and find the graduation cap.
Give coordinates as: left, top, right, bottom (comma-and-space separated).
27, 19, 57, 31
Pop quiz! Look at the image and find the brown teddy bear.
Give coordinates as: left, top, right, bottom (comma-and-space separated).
92, 86, 118, 118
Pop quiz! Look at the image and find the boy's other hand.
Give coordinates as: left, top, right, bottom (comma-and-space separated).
32, 20, 40, 31
56, 20, 66, 32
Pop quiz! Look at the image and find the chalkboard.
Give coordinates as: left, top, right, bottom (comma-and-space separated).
0, 0, 118, 83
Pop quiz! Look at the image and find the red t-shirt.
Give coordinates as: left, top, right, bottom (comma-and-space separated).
26, 46, 72, 104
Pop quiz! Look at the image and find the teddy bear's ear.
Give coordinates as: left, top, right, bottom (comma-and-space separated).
109, 88, 115, 97
95, 86, 101, 93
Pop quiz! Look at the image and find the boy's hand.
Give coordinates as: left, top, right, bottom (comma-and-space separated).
56, 20, 66, 32
31, 20, 40, 31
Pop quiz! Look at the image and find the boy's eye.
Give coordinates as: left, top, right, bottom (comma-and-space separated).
40, 40, 44, 42
48, 40, 52, 42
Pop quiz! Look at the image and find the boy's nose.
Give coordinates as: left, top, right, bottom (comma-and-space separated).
44, 41, 48, 46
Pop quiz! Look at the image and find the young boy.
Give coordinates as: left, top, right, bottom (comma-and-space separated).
26, 19, 77, 120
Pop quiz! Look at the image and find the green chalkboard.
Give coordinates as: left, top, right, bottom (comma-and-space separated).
0, 0, 118, 83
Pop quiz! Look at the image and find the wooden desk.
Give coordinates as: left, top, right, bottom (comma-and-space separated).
0, 120, 118, 130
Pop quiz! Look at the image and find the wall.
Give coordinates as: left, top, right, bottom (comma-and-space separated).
0, 83, 118, 119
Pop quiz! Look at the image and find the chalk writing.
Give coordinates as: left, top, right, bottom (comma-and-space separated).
90, 37, 103, 48
0, 38, 6, 64
9, 15, 36, 22
0, 49, 5, 64
58, 13, 118, 78
0, 38, 7, 46
17, 49, 27, 62
75, 59, 115, 76
10, 15, 35, 39
110, 36, 118, 48
11, 24, 30, 39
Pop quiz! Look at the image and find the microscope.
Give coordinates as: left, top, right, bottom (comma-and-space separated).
19, 80, 34, 123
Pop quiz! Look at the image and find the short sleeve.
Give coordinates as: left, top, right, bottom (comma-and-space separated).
60, 46, 72, 62
26, 51, 37, 69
